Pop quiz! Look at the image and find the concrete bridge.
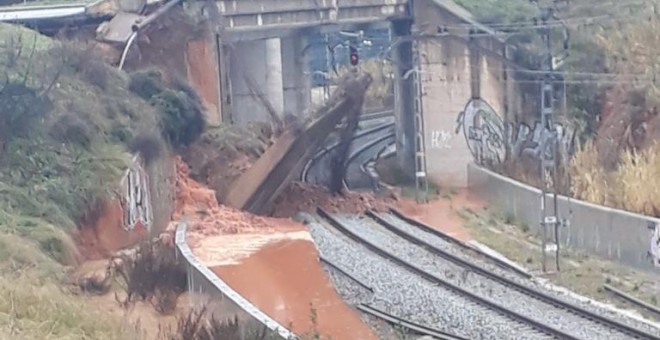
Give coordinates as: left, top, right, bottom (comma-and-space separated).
181, 0, 521, 189
1, 0, 526, 189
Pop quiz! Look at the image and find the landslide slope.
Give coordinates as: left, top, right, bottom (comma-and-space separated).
0, 24, 163, 338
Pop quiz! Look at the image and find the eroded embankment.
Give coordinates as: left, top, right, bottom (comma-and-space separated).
171, 156, 378, 339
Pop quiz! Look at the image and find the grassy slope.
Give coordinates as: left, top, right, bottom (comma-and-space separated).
0, 24, 162, 338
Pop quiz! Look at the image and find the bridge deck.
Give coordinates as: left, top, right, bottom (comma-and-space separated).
212, 0, 410, 32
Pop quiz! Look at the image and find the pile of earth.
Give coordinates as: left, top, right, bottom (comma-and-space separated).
270, 181, 397, 218
162, 156, 308, 247
182, 123, 272, 203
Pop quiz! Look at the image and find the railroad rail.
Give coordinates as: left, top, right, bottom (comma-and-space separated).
320, 255, 469, 340
357, 304, 470, 340
363, 210, 660, 340
387, 208, 532, 278
300, 121, 394, 184
316, 208, 579, 340
342, 131, 394, 190
319, 256, 374, 293
604, 284, 660, 319
360, 109, 394, 122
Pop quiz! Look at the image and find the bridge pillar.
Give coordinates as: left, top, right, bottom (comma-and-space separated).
281, 34, 312, 120
411, 0, 514, 188
228, 38, 285, 125
392, 20, 416, 181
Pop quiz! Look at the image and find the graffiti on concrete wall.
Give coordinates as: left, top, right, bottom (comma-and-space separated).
430, 130, 452, 149
648, 221, 660, 268
455, 98, 576, 166
120, 156, 151, 232
455, 99, 507, 165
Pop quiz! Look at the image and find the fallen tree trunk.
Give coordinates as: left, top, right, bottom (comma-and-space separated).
224, 73, 372, 214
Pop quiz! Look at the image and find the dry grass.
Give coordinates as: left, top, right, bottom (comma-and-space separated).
570, 142, 660, 216
0, 275, 126, 340
614, 143, 660, 216
569, 142, 611, 206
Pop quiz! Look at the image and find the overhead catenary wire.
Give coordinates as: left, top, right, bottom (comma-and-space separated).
438, 0, 655, 30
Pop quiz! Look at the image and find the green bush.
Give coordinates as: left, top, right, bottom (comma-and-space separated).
152, 89, 205, 148
0, 81, 51, 141
128, 70, 205, 149
130, 131, 165, 165
129, 69, 167, 101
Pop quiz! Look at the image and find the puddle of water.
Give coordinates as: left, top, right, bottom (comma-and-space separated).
212, 239, 377, 340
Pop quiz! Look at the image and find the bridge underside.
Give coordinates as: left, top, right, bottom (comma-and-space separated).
213, 0, 409, 33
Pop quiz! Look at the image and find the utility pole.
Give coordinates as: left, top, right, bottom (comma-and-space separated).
534, 0, 565, 274
410, 28, 429, 204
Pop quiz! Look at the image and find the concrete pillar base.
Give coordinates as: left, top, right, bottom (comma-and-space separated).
282, 34, 312, 121
229, 38, 285, 126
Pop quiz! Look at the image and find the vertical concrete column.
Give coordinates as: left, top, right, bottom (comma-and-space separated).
228, 38, 285, 126
391, 20, 416, 180
281, 33, 312, 119
265, 38, 285, 116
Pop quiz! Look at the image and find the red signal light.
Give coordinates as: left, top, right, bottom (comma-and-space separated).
349, 46, 359, 66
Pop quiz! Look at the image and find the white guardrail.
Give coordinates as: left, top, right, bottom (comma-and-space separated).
174, 223, 296, 339
468, 164, 660, 271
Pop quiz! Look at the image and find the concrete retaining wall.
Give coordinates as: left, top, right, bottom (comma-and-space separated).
468, 163, 660, 271
174, 223, 295, 339
145, 151, 177, 236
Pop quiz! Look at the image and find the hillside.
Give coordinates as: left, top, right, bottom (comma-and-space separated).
0, 23, 164, 338
455, 0, 660, 216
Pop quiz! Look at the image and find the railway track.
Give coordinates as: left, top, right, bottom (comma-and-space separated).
342, 131, 394, 190
360, 109, 394, 122
315, 209, 660, 340
387, 208, 532, 279
357, 304, 470, 340
300, 120, 394, 186
316, 208, 576, 339
368, 211, 660, 339
320, 256, 469, 339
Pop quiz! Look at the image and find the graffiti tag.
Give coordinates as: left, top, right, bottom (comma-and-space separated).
120, 157, 151, 232
430, 130, 452, 149
648, 221, 660, 268
455, 98, 576, 166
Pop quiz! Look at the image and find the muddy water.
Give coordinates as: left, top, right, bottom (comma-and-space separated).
396, 188, 486, 242
212, 239, 377, 340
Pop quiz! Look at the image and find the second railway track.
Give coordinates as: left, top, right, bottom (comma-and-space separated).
312, 209, 660, 340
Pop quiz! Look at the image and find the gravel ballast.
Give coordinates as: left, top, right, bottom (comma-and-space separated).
378, 212, 660, 337
306, 216, 555, 340
335, 214, 660, 340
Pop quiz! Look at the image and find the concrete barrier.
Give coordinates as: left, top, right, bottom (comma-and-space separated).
468, 164, 660, 271
174, 223, 296, 339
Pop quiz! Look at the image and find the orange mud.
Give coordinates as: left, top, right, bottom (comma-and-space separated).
76, 199, 148, 260
271, 182, 397, 217
395, 189, 487, 242
212, 240, 377, 340
164, 157, 307, 250
172, 155, 376, 339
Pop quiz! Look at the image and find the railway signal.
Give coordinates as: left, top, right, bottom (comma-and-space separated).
349, 46, 359, 66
